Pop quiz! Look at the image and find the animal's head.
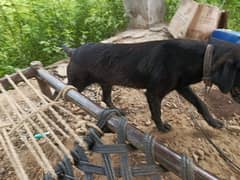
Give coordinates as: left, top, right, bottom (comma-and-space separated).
209, 39, 240, 103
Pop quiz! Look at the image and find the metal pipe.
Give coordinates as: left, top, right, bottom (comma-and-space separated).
31, 61, 218, 180
30, 62, 102, 117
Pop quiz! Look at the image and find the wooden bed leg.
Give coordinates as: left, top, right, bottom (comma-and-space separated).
30, 61, 53, 99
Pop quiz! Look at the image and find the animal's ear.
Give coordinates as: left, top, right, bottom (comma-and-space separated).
212, 59, 237, 93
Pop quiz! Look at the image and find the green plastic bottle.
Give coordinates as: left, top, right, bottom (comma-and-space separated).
34, 132, 49, 140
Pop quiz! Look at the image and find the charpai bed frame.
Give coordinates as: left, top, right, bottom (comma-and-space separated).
0, 61, 218, 180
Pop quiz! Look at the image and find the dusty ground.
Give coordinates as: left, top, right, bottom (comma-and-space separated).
0, 28, 240, 180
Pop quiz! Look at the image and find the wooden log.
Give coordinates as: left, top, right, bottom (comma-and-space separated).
30, 61, 53, 98
0, 67, 35, 90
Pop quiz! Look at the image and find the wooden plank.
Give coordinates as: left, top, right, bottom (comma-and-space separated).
0, 67, 36, 89
30, 61, 53, 98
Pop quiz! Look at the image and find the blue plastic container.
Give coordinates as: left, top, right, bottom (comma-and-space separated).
211, 29, 240, 45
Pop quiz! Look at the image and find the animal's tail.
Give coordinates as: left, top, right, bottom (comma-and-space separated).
62, 45, 76, 57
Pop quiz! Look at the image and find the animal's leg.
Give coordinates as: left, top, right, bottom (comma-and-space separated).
145, 90, 171, 132
177, 86, 223, 128
101, 84, 117, 109
100, 84, 126, 115
69, 80, 90, 93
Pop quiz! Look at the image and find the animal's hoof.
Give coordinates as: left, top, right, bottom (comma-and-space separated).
158, 123, 172, 132
209, 119, 224, 129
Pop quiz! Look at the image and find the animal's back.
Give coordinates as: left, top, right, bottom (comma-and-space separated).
68, 39, 207, 88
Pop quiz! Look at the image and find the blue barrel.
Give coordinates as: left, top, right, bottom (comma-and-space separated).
211, 29, 240, 44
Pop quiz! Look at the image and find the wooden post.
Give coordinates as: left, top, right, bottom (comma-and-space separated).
123, 0, 165, 29
30, 61, 53, 99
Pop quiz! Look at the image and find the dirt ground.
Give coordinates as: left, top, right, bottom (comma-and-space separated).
0, 28, 240, 180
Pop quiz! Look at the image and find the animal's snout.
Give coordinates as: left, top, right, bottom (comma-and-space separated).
230, 86, 240, 103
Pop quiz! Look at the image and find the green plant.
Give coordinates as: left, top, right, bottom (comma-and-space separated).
0, 0, 126, 76
1, 0, 239, 77
165, 0, 179, 21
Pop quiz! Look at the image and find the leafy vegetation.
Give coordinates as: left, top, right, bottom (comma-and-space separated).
0, 0, 127, 76
1, 0, 240, 77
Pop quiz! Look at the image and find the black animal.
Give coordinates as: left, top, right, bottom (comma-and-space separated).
63, 39, 240, 132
